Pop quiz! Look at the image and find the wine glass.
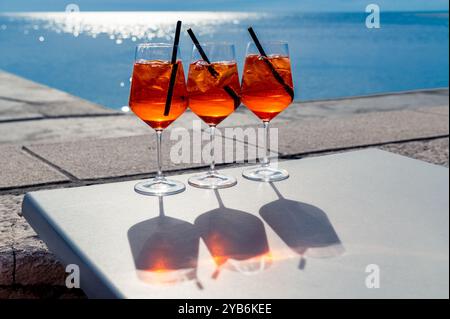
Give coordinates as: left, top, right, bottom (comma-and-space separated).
241, 41, 294, 182
186, 42, 241, 189
128, 43, 188, 196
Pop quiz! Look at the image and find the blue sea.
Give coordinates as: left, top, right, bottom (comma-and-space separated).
0, 11, 448, 110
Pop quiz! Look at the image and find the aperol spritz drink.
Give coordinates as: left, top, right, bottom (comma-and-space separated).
186, 42, 240, 189
130, 60, 187, 130
128, 43, 188, 196
241, 54, 293, 121
187, 60, 240, 126
241, 41, 294, 182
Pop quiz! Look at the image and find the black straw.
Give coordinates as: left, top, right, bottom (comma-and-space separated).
164, 20, 182, 116
247, 27, 294, 101
187, 28, 240, 108
187, 29, 218, 77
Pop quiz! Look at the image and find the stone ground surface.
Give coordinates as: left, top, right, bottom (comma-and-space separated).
0, 70, 448, 298
379, 138, 449, 167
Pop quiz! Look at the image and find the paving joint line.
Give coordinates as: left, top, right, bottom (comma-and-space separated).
0, 112, 124, 124
21, 146, 80, 181
278, 134, 450, 159
293, 87, 448, 103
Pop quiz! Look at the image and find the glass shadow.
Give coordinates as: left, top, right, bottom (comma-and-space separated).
259, 183, 345, 269
195, 190, 271, 279
127, 197, 201, 287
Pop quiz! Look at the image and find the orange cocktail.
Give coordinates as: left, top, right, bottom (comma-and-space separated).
187, 60, 240, 126
129, 60, 187, 130
128, 42, 187, 196
240, 37, 294, 183
241, 54, 293, 122
185, 39, 239, 189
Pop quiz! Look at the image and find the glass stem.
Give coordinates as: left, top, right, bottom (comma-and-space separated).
262, 121, 270, 167
155, 129, 164, 180
209, 125, 216, 174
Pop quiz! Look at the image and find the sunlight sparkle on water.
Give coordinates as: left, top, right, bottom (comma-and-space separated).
3, 12, 265, 40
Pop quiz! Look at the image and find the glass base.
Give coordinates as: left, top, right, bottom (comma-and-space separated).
188, 171, 237, 189
242, 165, 289, 182
134, 177, 186, 196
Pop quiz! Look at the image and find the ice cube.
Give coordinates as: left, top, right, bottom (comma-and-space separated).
190, 61, 216, 93
270, 56, 291, 71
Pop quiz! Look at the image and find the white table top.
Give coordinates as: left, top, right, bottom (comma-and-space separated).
22, 149, 449, 298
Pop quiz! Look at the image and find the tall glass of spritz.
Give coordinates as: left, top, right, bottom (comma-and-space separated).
241, 39, 294, 182
186, 38, 241, 189
129, 43, 188, 196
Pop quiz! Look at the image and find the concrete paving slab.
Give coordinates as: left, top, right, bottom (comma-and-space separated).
36, 100, 117, 118
0, 109, 264, 146
268, 109, 449, 156
278, 89, 449, 120
413, 105, 449, 116
379, 138, 449, 168
0, 115, 148, 145
0, 99, 44, 122
25, 132, 268, 180
0, 71, 117, 121
0, 146, 69, 189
